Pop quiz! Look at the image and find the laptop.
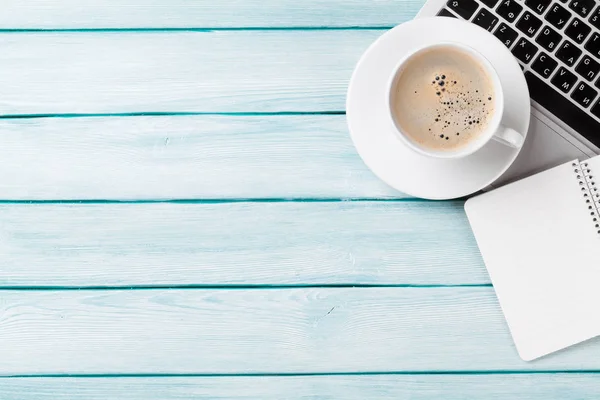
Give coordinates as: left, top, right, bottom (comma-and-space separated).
417, 0, 600, 186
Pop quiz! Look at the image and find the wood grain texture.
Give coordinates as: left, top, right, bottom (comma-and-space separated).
0, 116, 402, 200
1, 0, 422, 29
0, 31, 380, 114
0, 202, 486, 286
1, 375, 599, 399
2, 288, 600, 374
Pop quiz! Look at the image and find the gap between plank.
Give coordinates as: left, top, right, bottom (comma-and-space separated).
0, 284, 492, 291
4, 371, 600, 378
0, 27, 392, 33
0, 112, 346, 119
0, 198, 435, 204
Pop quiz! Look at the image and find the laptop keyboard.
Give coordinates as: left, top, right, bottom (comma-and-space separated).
439, 0, 600, 147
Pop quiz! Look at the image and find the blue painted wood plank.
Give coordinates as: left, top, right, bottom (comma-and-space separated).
0, 202, 486, 286
0, 375, 599, 399
0, 116, 402, 200
1, 0, 424, 29
0, 31, 381, 114
1, 288, 600, 374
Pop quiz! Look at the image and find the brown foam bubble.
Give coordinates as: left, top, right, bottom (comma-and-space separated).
390, 47, 495, 152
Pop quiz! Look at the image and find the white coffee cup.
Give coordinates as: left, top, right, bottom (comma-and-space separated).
385, 42, 525, 160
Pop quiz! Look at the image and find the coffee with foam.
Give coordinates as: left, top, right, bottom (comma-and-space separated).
390, 46, 496, 152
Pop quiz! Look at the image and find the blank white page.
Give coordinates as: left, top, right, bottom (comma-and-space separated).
465, 157, 600, 361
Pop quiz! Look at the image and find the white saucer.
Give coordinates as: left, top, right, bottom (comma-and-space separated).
347, 17, 530, 200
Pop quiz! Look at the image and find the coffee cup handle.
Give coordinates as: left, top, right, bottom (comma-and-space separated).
491, 125, 525, 149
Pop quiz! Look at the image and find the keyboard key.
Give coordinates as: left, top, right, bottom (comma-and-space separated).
545, 4, 572, 29
576, 55, 600, 80
556, 40, 583, 65
572, 81, 598, 106
590, 6, 600, 29
512, 37, 539, 63
481, 0, 500, 7
532, 52, 559, 77
516, 11, 543, 36
569, 0, 595, 17
536, 25, 563, 50
494, 23, 519, 47
447, 0, 478, 18
526, 0, 552, 14
591, 100, 600, 118
585, 32, 600, 58
551, 67, 578, 92
497, 0, 523, 22
525, 72, 600, 146
437, 8, 458, 17
473, 9, 499, 30
565, 18, 592, 43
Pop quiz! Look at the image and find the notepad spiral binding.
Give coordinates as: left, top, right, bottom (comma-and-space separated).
574, 161, 600, 235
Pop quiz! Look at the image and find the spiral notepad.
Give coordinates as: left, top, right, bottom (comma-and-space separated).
465, 155, 600, 361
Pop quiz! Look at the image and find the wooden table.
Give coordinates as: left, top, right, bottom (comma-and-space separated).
0, 1, 598, 398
